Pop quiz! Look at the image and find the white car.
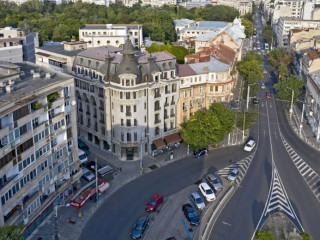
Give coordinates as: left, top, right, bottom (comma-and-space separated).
228, 168, 239, 182
244, 140, 256, 152
261, 82, 266, 89
190, 192, 206, 210
199, 182, 216, 202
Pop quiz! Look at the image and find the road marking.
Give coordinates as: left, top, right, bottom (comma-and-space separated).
222, 221, 232, 226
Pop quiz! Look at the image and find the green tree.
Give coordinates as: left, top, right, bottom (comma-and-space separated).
0, 224, 24, 240
236, 109, 258, 130
242, 51, 263, 65
262, 25, 273, 45
241, 13, 254, 37
146, 43, 189, 64
268, 48, 293, 75
209, 103, 236, 134
273, 75, 304, 105
255, 230, 275, 240
300, 232, 313, 240
181, 110, 223, 150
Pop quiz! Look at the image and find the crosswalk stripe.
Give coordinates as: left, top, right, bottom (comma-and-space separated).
302, 168, 312, 177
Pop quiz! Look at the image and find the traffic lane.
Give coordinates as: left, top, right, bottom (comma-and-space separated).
275, 100, 320, 171
208, 142, 272, 240
79, 146, 248, 240
267, 96, 320, 238
271, 129, 320, 238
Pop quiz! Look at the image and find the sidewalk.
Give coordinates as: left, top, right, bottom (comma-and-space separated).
290, 103, 320, 150
29, 128, 244, 240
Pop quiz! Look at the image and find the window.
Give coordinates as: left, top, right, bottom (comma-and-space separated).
133, 92, 136, 99
120, 92, 123, 99
199, 86, 202, 93
34, 128, 49, 144
120, 105, 123, 112
215, 86, 218, 92
121, 119, 123, 126
183, 103, 187, 111
134, 105, 136, 112
210, 86, 213, 92
127, 119, 131, 127
35, 143, 50, 159
126, 92, 130, 99
183, 90, 187, 98
134, 119, 137, 126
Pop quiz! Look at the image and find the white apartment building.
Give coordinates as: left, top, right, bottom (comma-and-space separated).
272, 0, 305, 24
275, 17, 320, 48
215, 0, 252, 15
0, 62, 80, 230
79, 24, 143, 49
0, 27, 39, 63
72, 38, 181, 160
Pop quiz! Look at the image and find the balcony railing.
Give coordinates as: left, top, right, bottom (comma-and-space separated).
155, 119, 161, 124
155, 106, 161, 111
155, 93, 161, 98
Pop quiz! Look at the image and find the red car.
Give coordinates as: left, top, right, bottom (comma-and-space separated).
145, 194, 163, 212
266, 92, 272, 99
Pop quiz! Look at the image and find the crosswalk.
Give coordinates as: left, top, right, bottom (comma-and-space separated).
281, 136, 320, 202
265, 168, 296, 218
216, 153, 255, 185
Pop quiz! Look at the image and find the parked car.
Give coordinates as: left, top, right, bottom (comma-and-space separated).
85, 161, 114, 177
263, 69, 267, 74
199, 182, 216, 201
244, 139, 256, 152
82, 168, 95, 182
78, 139, 90, 155
190, 192, 205, 210
252, 98, 259, 105
145, 194, 163, 212
182, 203, 200, 226
266, 92, 272, 99
130, 216, 149, 239
193, 149, 208, 158
228, 168, 239, 182
78, 149, 88, 165
86, 161, 102, 172
261, 82, 266, 89
206, 174, 223, 191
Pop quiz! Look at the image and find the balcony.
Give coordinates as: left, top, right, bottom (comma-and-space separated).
171, 101, 175, 105
86, 111, 90, 115
99, 107, 104, 111
154, 119, 161, 124
93, 114, 97, 118
155, 106, 161, 111
164, 102, 169, 107
154, 93, 161, 98
164, 115, 169, 119
172, 88, 177, 93
99, 120, 105, 124
79, 108, 83, 112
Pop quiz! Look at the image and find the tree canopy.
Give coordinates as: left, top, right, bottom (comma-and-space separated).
274, 74, 304, 105
0, 224, 24, 240
241, 13, 254, 37
181, 103, 235, 150
262, 25, 273, 45
300, 232, 313, 240
0, 1, 239, 45
268, 48, 293, 77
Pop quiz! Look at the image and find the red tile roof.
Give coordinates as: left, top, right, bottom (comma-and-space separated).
177, 64, 197, 77
305, 49, 320, 60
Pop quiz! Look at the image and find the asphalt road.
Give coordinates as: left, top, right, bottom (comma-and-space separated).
208, 8, 320, 239
79, 146, 249, 240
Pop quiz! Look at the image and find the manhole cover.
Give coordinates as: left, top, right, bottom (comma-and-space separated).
149, 165, 158, 170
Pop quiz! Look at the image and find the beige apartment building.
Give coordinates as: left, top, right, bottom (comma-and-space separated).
0, 62, 80, 229
177, 57, 235, 126
301, 48, 320, 78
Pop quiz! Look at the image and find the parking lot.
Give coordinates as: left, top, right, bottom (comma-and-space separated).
142, 176, 231, 240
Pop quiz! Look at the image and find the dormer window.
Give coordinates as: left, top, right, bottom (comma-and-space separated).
126, 80, 130, 86
80, 58, 83, 64
155, 76, 159, 82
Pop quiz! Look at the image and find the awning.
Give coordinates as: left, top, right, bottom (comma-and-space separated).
164, 132, 182, 145
153, 138, 166, 149
98, 182, 110, 193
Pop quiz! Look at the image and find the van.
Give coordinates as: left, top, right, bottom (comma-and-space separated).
78, 149, 88, 164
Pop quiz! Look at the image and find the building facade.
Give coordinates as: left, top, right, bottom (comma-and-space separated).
0, 62, 80, 227
72, 39, 180, 160
0, 38, 23, 63
79, 24, 143, 49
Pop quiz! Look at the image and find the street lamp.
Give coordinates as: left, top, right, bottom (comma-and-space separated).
246, 83, 259, 110
287, 87, 294, 119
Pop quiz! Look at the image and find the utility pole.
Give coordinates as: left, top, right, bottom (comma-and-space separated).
290, 89, 294, 119
246, 84, 250, 111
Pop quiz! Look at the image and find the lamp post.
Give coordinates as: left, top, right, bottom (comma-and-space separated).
289, 89, 294, 119
246, 83, 259, 111
140, 133, 149, 174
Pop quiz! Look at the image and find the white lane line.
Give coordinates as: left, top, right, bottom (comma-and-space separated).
222, 221, 232, 226
299, 164, 308, 172
302, 168, 312, 177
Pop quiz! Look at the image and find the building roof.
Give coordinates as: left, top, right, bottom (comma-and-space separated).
194, 29, 224, 42
188, 57, 230, 74
0, 62, 72, 108
78, 45, 122, 61
173, 19, 195, 27
305, 49, 320, 60
224, 25, 246, 46
177, 64, 197, 77
37, 44, 85, 57
197, 21, 227, 28
79, 24, 141, 30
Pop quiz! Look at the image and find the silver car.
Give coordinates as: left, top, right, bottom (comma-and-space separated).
228, 168, 239, 182
190, 192, 205, 210
206, 174, 223, 191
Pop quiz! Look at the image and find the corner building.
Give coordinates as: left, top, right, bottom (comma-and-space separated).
73, 38, 180, 160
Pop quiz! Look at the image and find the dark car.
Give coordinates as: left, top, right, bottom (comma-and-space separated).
252, 98, 259, 105
86, 161, 102, 173
182, 203, 200, 226
130, 216, 149, 239
266, 92, 272, 99
78, 139, 90, 155
145, 194, 163, 212
193, 149, 208, 158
